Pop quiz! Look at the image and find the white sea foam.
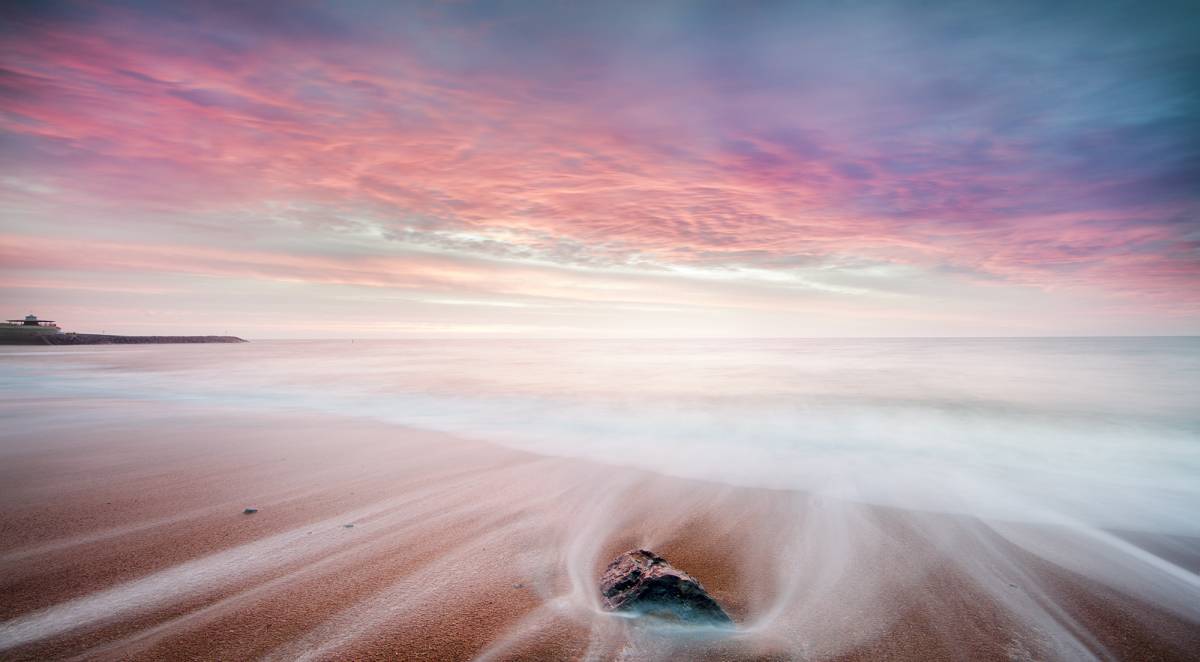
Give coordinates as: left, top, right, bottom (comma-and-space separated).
2, 338, 1197, 533
1, 338, 1197, 658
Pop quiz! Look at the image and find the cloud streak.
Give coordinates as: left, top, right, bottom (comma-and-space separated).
1, 0, 1197, 335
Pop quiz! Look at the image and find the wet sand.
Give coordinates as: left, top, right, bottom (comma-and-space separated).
1, 400, 1197, 660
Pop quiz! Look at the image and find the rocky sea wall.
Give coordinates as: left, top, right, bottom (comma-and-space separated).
1, 333, 246, 345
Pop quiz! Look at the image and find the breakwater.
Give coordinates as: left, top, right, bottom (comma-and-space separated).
1, 333, 246, 345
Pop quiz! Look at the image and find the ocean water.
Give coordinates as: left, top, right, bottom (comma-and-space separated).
2, 337, 1197, 535
2, 337, 1200, 659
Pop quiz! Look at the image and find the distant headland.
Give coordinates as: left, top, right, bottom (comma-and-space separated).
0, 314, 247, 345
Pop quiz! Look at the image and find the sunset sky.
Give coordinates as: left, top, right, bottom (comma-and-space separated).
1, 1, 1197, 337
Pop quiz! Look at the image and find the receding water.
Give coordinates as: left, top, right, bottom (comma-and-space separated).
3, 337, 1198, 534
2, 337, 1200, 659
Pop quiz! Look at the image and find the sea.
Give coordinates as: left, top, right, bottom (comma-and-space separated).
2, 336, 1197, 536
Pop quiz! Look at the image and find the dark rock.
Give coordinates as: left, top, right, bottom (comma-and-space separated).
599, 549, 732, 625
243, 508, 258, 514
343, 524, 355, 528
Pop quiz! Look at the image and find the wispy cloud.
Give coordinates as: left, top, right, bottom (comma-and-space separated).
1, 1, 1197, 335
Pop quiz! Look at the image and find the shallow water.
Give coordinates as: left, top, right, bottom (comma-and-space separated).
3, 337, 1197, 532
1, 337, 1198, 659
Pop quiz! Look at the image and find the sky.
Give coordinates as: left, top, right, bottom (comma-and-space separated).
1, 0, 1198, 338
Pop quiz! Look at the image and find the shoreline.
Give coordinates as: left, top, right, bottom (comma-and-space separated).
0, 402, 1197, 660
0, 334, 247, 345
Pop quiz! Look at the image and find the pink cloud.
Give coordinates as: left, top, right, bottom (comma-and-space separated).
1, 3, 1197, 333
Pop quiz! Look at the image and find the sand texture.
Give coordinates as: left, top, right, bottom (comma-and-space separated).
1, 402, 1198, 660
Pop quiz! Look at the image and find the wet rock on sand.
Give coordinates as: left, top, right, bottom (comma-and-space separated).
599, 549, 732, 625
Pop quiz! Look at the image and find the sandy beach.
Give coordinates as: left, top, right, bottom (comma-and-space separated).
6, 0, 1200, 654
1, 396, 1197, 661
5, 0, 1200, 657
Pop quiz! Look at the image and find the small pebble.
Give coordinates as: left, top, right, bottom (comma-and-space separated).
343, 524, 355, 528
513, 583, 524, 589
243, 508, 259, 514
